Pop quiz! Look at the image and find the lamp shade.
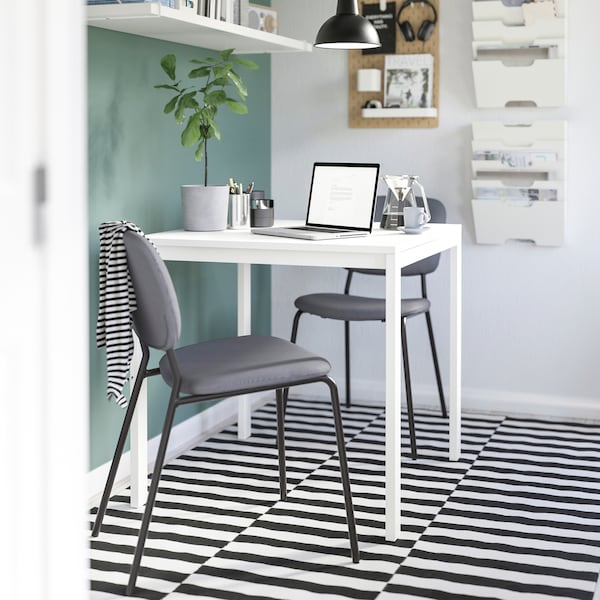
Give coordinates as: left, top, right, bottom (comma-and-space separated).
315, 0, 381, 49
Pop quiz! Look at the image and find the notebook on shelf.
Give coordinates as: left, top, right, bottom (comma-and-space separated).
251, 162, 380, 240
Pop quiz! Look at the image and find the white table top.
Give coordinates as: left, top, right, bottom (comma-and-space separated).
148, 221, 462, 270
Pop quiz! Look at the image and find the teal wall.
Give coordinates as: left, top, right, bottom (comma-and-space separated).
88, 27, 272, 471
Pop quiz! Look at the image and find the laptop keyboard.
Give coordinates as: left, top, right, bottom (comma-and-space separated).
291, 226, 347, 233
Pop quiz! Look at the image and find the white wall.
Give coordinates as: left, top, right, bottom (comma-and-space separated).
270, 0, 600, 420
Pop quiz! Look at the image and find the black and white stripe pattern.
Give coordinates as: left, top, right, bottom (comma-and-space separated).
96, 221, 145, 407
90, 400, 600, 599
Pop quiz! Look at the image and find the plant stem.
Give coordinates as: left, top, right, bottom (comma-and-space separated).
204, 137, 208, 186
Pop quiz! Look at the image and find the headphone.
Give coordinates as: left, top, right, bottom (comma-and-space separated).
397, 0, 438, 42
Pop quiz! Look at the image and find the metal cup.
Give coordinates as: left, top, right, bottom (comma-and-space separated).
228, 193, 250, 229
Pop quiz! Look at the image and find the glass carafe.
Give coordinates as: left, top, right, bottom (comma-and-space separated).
380, 175, 429, 230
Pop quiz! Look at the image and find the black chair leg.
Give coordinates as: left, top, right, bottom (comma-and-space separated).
425, 311, 447, 419
126, 395, 178, 596
276, 389, 287, 500
323, 377, 360, 563
92, 346, 150, 538
401, 319, 418, 460
284, 310, 305, 408
344, 321, 351, 407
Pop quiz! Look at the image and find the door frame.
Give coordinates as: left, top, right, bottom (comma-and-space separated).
0, 2, 89, 598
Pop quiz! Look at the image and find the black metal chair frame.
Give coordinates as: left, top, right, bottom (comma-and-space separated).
290, 266, 447, 460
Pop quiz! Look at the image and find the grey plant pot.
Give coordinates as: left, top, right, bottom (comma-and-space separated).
181, 185, 229, 231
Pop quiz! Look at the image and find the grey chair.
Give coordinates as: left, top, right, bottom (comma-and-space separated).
290, 197, 447, 460
91, 230, 359, 596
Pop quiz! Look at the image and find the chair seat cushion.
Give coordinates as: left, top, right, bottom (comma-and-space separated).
295, 293, 430, 321
159, 335, 331, 396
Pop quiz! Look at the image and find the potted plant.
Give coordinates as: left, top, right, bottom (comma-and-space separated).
156, 49, 258, 231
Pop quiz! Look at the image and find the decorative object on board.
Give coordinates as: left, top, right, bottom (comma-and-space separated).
156, 49, 258, 231
361, 1, 396, 54
384, 53, 433, 108
396, 0, 438, 42
357, 68, 382, 92
315, 0, 381, 49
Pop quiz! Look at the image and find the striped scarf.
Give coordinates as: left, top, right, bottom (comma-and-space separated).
96, 221, 146, 407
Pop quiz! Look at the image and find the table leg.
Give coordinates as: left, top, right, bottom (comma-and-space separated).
385, 252, 402, 542
237, 263, 252, 440
449, 241, 462, 461
129, 333, 148, 508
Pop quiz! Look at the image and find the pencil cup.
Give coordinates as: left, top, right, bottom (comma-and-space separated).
250, 198, 274, 227
228, 193, 250, 229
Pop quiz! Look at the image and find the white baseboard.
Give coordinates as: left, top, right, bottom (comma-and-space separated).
293, 380, 600, 422
459, 386, 600, 423
88, 393, 272, 507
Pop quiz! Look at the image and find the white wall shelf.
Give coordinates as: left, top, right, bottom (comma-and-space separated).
471, 121, 566, 247
87, 2, 312, 54
361, 107, 438, 119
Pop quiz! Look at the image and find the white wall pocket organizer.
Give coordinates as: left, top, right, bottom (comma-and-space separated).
471, 120, 566, 247
471, 0, 567, 108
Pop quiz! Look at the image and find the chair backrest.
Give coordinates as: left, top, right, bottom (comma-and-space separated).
351, 197, 447, 279
402, 196, 446, 277
123, 230, 181, 351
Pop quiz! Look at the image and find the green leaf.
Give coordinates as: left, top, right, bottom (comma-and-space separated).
213, 64, 233, 80
225, 99, 248, 114
181, 114, 201, 147
233, 56, 259, 70
194, 143, 204, 162
174, 91, 199, 122
164, 95, 179, 114
180, 92, 200, 108
209, 120, 221, 141
220, 48, 235, 61
154, 83, 181, 91
204, 90, 227, 105
206, 77, 230, 89
227, 71, 247, 98
188, 66, 211, 79
160, 54, 177, 80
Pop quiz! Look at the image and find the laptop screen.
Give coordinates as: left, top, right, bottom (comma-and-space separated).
306, 162, 380, 231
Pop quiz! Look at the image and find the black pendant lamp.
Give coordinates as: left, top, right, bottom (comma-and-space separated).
315, 0, 381, 49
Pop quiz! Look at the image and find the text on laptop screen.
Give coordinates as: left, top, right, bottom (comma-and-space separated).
306, 163, 379, 230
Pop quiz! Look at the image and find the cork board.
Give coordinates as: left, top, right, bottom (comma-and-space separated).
349, 0, 440, 128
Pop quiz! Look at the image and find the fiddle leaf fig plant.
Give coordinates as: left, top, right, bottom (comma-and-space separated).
156, 48, 258, 186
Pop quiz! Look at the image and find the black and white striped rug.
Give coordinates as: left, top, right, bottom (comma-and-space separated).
90, 399, 600, 599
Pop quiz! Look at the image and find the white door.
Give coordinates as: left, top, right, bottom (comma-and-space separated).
0, 2, 88, 599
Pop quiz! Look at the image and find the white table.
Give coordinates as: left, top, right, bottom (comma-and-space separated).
131, 221, 462, 542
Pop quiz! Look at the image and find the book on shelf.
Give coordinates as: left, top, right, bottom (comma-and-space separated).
202, 0, 233, 21
239, 0, 249, 26
384, 54, 433, 109
222, 0, 234, 23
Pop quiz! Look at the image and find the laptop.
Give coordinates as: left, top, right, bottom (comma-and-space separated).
252, 162, 380, 240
